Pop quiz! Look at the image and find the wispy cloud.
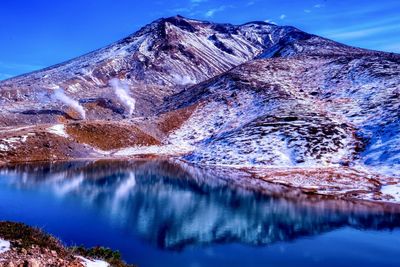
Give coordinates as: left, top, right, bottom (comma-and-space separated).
354, 37, 400, 53
205, 5, 233, 18
264, 19, 277, 25
302, 3, 400, 22
319, 16, 400, 41
279, 14, 286, 20
303, 3, 324, 14
375, 43, 400, 53
326, 23, 400, 40
172, 7, 192, 13
171, 0, 207, 16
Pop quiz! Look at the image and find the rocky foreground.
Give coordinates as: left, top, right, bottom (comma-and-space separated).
0, 16, 399, 203
0, 222, 134, 267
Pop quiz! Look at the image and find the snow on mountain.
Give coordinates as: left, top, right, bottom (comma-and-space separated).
0, 16, 361, 121
0, 15, 399, 202
0, 17, 281, 99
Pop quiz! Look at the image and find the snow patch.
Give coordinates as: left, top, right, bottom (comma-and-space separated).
68, 83, 83, 93
0, 133, 34, 151
92, 148, 113, 156
381, 184, 400, 202
0, 238, 10, 254
0, 144, 9, 152
47, 124, 68, 138
77, 256, 109, 267
115, 144, 194, 157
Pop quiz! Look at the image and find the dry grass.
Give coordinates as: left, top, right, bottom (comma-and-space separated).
66, 121, 161, 150
0, 131, 89, 163
157, 104, 198, 135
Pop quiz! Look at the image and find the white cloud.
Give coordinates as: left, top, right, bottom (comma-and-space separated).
304, 9, 312, 13
205, 5, 232, 18
314, 4, 324, 8
173, 7, 191, 13
172, 0, 207, 15
264, 19, 277, 25
205, 9, 217, 17
279, 14, 286, 20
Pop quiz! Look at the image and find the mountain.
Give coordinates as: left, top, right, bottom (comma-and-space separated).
0, 16, 399, 203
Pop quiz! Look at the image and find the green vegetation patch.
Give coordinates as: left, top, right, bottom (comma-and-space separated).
0, 221, 67, 255
0, 221, 136, 267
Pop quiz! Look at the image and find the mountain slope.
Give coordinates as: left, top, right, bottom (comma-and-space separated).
0, 16, 399, 203
164, 54, 400, 175
0, 16, 368, 123
0, 16, 282, 120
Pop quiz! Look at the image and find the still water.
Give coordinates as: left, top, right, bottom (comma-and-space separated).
0, 160, 399, 267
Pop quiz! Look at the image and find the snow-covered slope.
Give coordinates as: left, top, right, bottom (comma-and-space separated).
164, 54, 399, 178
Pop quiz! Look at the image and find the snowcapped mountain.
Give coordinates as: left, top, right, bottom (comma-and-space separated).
0, 15, 366, 120
0, 16, 399, 202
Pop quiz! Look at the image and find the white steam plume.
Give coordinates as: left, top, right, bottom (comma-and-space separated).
52, 88, 86, 119
109, 78, 136, 116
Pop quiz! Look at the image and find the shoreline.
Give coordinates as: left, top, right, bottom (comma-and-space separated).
1, 119, 399, 206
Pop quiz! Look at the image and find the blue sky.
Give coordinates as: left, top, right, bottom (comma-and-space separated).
1, 0, 399, 80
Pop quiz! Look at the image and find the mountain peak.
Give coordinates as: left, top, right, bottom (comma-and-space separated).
161, 15, 198, 33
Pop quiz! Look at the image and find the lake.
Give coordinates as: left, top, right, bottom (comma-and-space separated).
0, 160, 399, 267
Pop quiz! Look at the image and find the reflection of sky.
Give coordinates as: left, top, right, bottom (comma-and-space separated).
1, 0, 400, 80
0, 160, 399, 252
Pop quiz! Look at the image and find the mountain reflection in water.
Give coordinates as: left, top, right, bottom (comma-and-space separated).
1, 160, 399, 252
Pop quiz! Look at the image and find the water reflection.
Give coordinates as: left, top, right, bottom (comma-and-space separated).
1, 160, 400, 251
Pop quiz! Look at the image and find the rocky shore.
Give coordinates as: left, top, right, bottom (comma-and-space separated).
0, 222, 135, 267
